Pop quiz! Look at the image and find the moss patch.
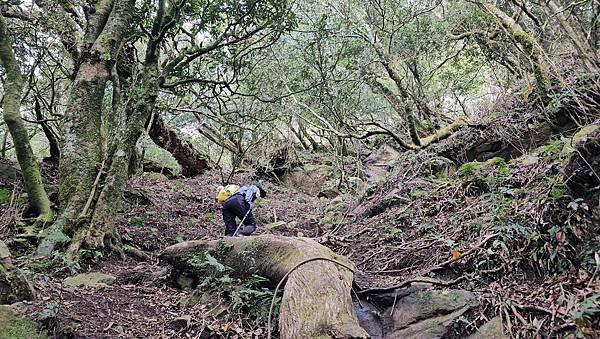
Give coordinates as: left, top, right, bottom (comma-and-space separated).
0, 188, 11, 205
0, 306, 41, 339
63, 272, 116, 287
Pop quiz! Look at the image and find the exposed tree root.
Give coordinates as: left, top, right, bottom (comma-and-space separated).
160, 235, 369, 339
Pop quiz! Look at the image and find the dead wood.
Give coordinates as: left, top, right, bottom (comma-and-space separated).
148, 115, 210, 177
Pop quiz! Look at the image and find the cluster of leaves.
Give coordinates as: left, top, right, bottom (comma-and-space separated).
187, 250, 281, 332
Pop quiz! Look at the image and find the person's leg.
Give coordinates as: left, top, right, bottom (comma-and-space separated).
238, 212, 256, 235
222, 199, 238, 236
228, 195, 256, 236
238, 206, 256, 236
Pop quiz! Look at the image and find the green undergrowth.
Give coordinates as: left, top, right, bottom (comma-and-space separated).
0, 188, 11, 204
354, 128, 600, 336
185, 250, 280, 336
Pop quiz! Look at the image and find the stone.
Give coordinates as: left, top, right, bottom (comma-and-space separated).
284, 164, 331, 196
265, 221, 286, 230
175, 273, 195, 290
467, 316, 507, 339
561, 124, 599, 156
325, 196, 347, 214
383, 289, 479, 339
363, 144, 401, 183
63, 272, 116, 287
0, 305, 41, 339
0, 241, 36, 304
0, 241, 11, 261
169, 315, 192, 330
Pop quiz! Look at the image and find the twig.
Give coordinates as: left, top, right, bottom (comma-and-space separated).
513, 302, 553, 315
428, 234, 498, 272
509, 303, 528, 326
358, 276, 465, 295
503, 306, 514, 338
79, 159, 106, 218
390, 290, 399, 316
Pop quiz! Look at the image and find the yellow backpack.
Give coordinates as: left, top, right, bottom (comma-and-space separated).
216, 184, 240, 205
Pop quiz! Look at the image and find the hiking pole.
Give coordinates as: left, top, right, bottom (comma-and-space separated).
233, 208, 252, 236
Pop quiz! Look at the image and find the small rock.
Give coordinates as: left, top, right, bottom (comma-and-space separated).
169, 315, 192, 330
63, 272, 116, 287
0, 243, 11, 261
467, 316, 507, 339
176, 273, 195, 290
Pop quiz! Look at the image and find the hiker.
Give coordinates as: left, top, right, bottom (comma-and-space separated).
218, 183, 267, 236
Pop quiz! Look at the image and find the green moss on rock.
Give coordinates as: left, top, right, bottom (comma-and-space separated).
63, 272, 115, 287
0, 306, 41, 339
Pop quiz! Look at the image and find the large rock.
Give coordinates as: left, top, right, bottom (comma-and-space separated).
320, 195, 347, 228
0, 305, 41, 339
283, 164, 331, 196
0, 241, 35, 304
382, 289, 479, 339
63, 272, 116, 287
363, 145, 401, 183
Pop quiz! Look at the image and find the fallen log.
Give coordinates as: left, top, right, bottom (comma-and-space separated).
159, 235, 369, 339
148, 115, 209, 177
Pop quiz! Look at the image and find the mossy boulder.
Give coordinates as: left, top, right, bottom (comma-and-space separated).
561, 124, 599, 156
63, 272, 115, 287
0, 305, 42, 339
0, 241, 35, 304
284, 164, 331, 196
363, 144, 401, 183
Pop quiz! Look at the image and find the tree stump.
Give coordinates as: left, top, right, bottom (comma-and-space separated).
160, 235, 369, 339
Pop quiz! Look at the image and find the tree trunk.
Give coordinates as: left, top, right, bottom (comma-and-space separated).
37, 0, 135, 257
149, 115, 210, 177
477, 1, 550, 103
544, 0, 597, 72
64, 0, 168, 258
0, 14, 52, 221
34, 98, 60, 163
160, 235, 369, 339
0, 240, 35, 304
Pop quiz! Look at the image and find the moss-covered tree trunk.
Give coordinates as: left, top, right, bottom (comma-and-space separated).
0, 14, 52, 221
160, 235, 369, 339
37, 0, 135, 257
67, 62, 161, 257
